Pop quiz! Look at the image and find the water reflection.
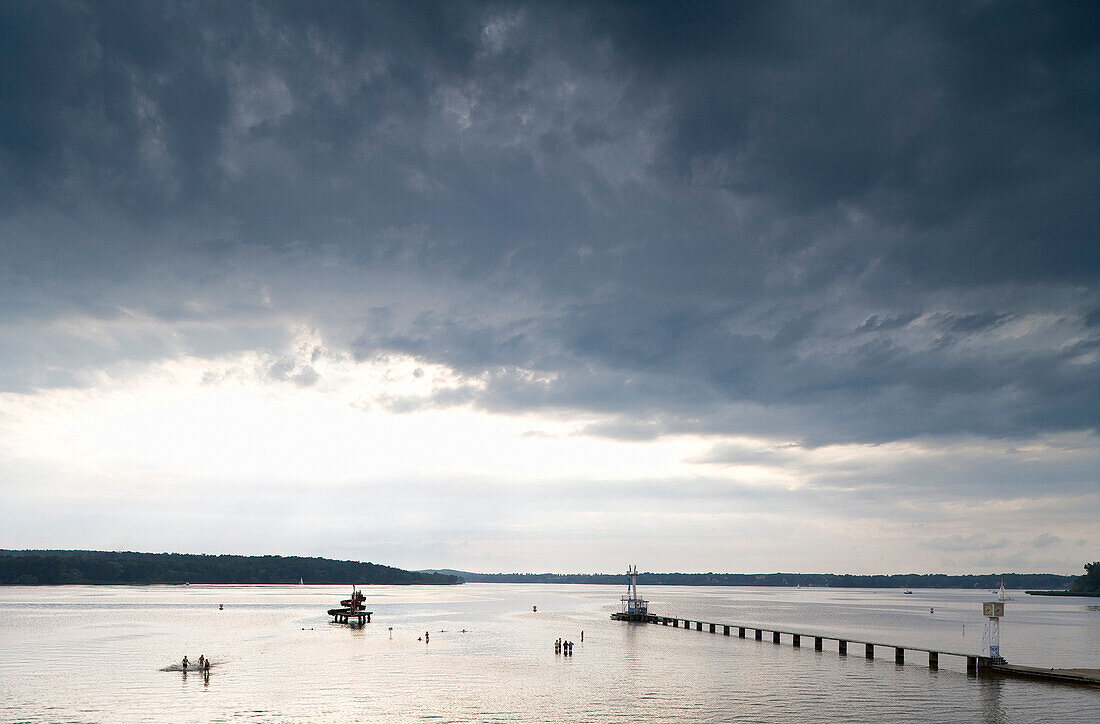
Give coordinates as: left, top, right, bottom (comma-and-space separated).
180, 669, 212, 686
977, 677, 1006, 724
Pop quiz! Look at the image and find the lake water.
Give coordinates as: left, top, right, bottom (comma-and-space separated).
1, 584, 1098, 722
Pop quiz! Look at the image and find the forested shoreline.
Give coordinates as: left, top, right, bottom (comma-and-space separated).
427, 569, 1076, 590
1, 551, 1082, 590
0, 551, 460, 585
1027, 561, 1100, 596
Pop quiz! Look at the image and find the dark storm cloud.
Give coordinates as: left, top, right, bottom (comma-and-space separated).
1, 1, 1098, 446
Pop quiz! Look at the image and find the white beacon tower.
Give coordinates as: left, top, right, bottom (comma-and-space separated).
981, 600, 1006, 663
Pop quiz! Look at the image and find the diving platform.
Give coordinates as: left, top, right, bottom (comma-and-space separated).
328, 586, 372, 624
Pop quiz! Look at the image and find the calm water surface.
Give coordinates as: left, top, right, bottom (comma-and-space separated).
1, 584, 1098, 722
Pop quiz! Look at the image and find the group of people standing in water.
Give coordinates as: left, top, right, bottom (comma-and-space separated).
180, 654, 210, 671
555, 638, 574, 656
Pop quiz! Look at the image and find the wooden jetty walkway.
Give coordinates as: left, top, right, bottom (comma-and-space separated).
608, 566, 1097, 687
630, 614, 1100, 686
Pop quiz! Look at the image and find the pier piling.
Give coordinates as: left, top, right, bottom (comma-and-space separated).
620, 612, 1038, 686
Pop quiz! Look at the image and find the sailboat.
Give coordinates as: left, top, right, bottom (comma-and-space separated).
997, 580, 1012, 601
903, 578, 912, 594
299, 577, 304, 585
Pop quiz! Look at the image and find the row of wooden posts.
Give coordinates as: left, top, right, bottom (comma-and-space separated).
650, 615, 989, 674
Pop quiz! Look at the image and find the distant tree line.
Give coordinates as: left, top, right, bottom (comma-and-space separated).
434, 570, 1076, 589
0, 551, 460, 585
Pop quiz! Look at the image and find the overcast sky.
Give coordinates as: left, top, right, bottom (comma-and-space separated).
1, 1, 1097, 575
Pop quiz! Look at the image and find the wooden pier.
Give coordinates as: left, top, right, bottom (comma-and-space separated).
607, 565, 1097, 688
624, 615, 1100, 687
646, 614, 988, 672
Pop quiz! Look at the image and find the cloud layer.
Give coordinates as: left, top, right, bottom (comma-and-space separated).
1, 1, 1097, 571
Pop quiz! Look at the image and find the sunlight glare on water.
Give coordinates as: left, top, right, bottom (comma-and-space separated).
0, 584, 1098, 722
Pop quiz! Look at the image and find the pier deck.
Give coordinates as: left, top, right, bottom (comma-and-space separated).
990, 664, 1100, 686
622, 615, 1098, 686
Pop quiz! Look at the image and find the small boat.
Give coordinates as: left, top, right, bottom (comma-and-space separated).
299, 578, 304, 585
903, 578, 912, 594
998, 580, 1013, 601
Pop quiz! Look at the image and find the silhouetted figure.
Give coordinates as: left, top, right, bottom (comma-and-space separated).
182, 656, 189, 670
